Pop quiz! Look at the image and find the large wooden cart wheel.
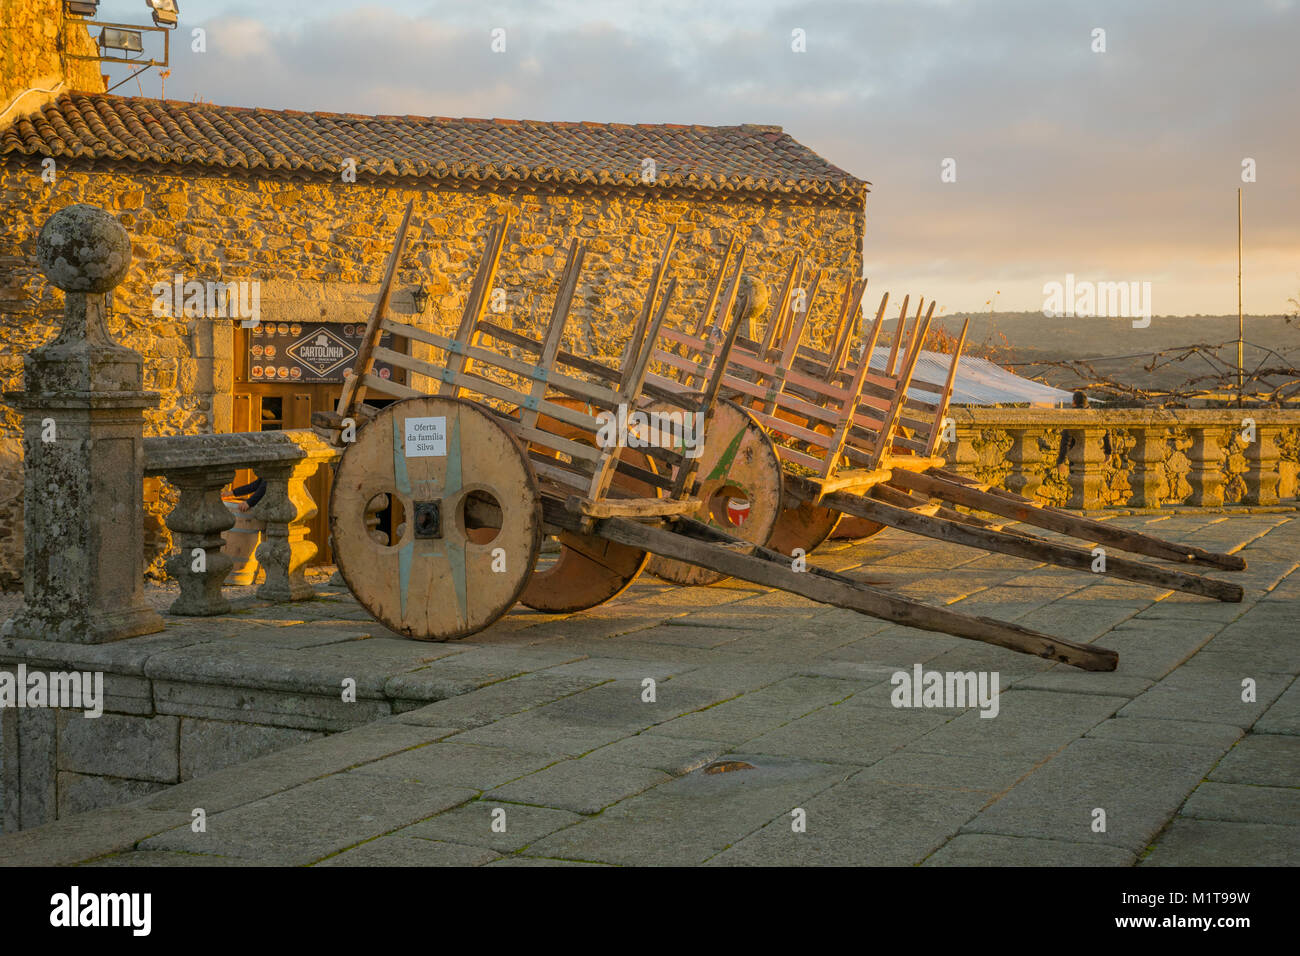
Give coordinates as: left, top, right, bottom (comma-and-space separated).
767, 499, 842, 557
330, 396, 542, 640
830, 515, 887, 540
647, 400, 783, 586
743, 402, 844, 555
520, 398, 655, 613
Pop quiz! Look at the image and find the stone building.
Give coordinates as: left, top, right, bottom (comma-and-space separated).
0, 1, 868, 582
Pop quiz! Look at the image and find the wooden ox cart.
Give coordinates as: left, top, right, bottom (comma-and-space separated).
657, 245, 1244, 603
312, 204, 1239, 672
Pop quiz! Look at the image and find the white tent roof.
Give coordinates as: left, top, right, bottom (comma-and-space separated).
866, 347, 1074, 407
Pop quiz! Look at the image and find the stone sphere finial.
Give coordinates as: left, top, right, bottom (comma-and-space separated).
36, 204, 132, 293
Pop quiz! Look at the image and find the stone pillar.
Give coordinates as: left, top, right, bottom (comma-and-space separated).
1244, 424, 1281, 506
1130, 426, 1170, 508
1186, 427, 1226, 507
251, 458, 321, 601
1065, 427, 1107, 510
1, 204, 162, 644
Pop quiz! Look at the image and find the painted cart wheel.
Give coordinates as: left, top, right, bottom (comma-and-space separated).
520, 398, 655, 613
767, 499, 842, 558
829, 515, 887, 541
646, 400, 783, 587
330, 396, 542, 641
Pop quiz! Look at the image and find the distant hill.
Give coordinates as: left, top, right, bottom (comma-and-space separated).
930, 313, 1300, 399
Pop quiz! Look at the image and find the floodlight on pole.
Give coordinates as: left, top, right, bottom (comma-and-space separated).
65, 1, 100, 16
146, 0, 179, 28
100, 27, 145, 54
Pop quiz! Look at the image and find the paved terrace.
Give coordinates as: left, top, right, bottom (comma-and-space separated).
1, 512, 1296, 867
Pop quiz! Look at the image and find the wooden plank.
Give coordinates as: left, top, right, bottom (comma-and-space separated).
693, 235, 738, 338
816, 468, 893, 497
670, 276, 759, 498
871, 301, 935, 462
820, 489, 1243, 603
761, 253, 801, 350
891, 469, 1248, 571
519, 239, 586, 436
336, 201, 415, 419
817, 290, 890, 477
438, 215, 508, 397
553, 504, 1117, 671
383, 318, 620, 409
925, 318, 969, 457
359, 372, 421, 399
619, 226, 678, 385
882, 295, 909, 379
774, 446, 828, 473
566, 495, 702, 518
593, 275, 680, 500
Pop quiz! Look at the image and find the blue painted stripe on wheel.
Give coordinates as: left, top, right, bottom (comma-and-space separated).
393, 412, 412, 497
447, 413, 467, 623
399, 538, 412, 620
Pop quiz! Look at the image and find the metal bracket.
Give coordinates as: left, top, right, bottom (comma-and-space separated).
413, 500, 442, 539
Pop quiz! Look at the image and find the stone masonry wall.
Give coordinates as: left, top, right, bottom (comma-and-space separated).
0, 0, 105, 115
0, 161, 865, 585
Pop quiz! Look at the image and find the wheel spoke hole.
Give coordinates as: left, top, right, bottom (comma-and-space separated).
461, 489, 503, 545
363, 492, 407, 548
709, 485, 752, 528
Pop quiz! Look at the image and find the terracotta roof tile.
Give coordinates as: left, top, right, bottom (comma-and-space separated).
0, 92, 868, 199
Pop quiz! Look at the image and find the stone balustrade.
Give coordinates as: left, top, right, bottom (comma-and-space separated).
144, 430, 339, 615
937, 407, 1300, 510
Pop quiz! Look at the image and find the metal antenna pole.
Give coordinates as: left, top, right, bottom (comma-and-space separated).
1238, 187, 1244, 406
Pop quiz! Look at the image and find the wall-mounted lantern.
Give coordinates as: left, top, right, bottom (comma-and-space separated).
411, 284, 430, 314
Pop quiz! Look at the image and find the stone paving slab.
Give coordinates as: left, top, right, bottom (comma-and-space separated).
1181, 781, 1300, 825
397, 800, 581, 852
1255, 678, 1300, 736
922, 833, 1137, 866
1140, 819, 1300, 866
1207, 733, 1299, 787
959, 737, 1229, 854
1, 513, 1296, 866
314, 837, 500, 867
705, 777, 990, 866
524, 754, 856, 866
485, 757, 671, 814
138, 774, 480, 865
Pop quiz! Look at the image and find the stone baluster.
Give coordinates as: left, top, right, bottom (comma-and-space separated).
1004, 428, 1043, 501
1065, 427, 1107, 510
1244, 422, 1281, 506
1185, 426, 1225, 507
1129, 425, 1169, 508
1, 204, 163, 643
161, 467, 237, 615
250, 458, 321, 601
945, 423, 979, 479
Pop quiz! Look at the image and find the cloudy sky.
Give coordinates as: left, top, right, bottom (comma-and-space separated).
94, 0, 1298, 316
